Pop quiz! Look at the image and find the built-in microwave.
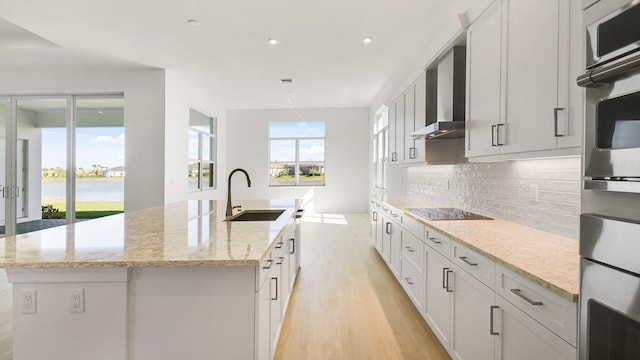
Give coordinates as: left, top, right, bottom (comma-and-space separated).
586, 0, 640, 69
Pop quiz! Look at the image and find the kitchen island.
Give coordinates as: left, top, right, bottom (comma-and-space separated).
0, 199, 301, 360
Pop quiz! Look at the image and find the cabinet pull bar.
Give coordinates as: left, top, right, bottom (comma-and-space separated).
459, 256, 478, 266
405, 277, 414, 285
405, 246, 414, 253
263, 259, 273, 270
445, 269, 453, 292
372, 211, 377, 222
276, 256, 284, 265
442, 267, 449, 289
275, 242, 283, 249
289, 238, 295, 254
271, 277, 278, 301
496, 123, 505, 146
428, 237, 442, 244
490, 305, 500, 335
491, 125, 497, 146
391, 152, 397, 162
510, 289, 543, 306
554, 108, 565, 137
386, 222, 392, 234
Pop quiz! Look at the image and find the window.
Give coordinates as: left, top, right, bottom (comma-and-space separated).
189, 109, 217, 191
373, 106, 388, 190
269, 122, 325, 186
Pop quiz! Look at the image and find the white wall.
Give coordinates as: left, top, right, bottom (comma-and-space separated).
164, 70, 228, 204
227, 107, 369, 213
0, 69, 166, 212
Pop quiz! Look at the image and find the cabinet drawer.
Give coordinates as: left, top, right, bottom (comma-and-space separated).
400, 213, 425, 239
258, 252, 274, 290
425, 227, 451, 258
495, 265, 577, 346
451, 242, 495, 288
401, 258, 425, 312
401, 231, 425, 274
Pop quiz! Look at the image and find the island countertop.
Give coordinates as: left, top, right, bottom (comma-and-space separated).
0, 199, 297, 269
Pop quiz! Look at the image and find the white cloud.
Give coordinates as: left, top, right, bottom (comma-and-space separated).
95, 133, 125, 144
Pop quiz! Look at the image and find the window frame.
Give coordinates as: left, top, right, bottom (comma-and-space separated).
373, 106, 389, 190
268, 121, 325, 187
189, 111, 217, 192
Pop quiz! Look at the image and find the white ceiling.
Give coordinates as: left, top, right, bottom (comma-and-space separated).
0, 0, 461, 110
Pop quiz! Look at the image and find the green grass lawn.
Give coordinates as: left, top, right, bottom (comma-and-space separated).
270, 174, 324, 185
43, 201, 124, 219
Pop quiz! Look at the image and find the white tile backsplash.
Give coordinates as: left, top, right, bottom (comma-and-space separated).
406, 157, 581, 239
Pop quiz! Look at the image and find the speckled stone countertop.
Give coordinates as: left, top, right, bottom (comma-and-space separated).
0, 199, 297, 269
373, 195, 579, 302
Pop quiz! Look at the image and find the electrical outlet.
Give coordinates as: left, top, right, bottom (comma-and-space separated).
529, 184, 539, 201
70, 288, 85, 313
22, 289, 36, 314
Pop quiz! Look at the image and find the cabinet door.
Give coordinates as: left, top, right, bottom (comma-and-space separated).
394, 94, 405, 163
269, 263, 282, 358
495, 296, 577, 360
278, 250, 290, 317
404, 83, 416, 162
465, 0, 503, 157
413, 71, 427, 162
287, 235, 298, 291
502, 0, 567, 153
450, 264, 496, 360
257, 268, 272, 360
388, 102, 398, 163
382, 217, 392, 263
390, 222, 401, 278
424, 246, 453, 351
370, 208, 379, 247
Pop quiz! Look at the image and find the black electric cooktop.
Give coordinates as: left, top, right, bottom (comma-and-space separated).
407, 207, 493, 221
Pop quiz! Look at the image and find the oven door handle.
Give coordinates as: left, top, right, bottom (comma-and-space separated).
577, 51, 640, 88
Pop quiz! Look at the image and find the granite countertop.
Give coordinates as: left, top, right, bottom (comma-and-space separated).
0, 199, 297, 269
374, 195, 579, 302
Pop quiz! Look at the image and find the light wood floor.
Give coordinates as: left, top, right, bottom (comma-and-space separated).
275, 213, 450, 360
0, 269, 12, 360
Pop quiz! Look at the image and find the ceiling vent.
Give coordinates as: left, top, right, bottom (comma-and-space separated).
280, 79, 293, 85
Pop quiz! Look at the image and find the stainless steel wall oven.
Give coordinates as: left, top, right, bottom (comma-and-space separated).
578, 1, 640, 359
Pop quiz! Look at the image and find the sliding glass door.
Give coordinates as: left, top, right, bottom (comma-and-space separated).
0, 95, 124, 237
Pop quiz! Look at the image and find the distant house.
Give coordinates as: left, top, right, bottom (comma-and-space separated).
270, 163, 295, 177
102, 166, 125, 177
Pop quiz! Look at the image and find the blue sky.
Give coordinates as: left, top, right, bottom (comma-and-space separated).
269, 122, 325, 162
42, 128, 125, 169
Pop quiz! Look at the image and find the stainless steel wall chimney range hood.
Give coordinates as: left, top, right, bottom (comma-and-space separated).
412, 46, 466, 140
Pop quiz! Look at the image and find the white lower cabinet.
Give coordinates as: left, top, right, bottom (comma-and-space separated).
450, 263, 496, 360
369, 205, 578, 360
495, 296, 577, 360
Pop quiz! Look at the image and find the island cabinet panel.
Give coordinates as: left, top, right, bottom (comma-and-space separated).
8, 268, 128, 360
129, 266, 257, 360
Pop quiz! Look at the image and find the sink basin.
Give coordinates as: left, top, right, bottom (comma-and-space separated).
227, 209, 285, 222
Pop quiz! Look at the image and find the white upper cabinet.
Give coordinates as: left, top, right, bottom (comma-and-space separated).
466, 0, 580, 160
404, 71, 427, 163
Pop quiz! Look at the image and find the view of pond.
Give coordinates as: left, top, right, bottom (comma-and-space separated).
41, 180, 124, 202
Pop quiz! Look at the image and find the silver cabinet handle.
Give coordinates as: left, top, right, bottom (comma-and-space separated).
271, 277, 278, 301
554, 107, 565, 137
386, 222, 392, 234
490, 305, 500, 335
275, 241, 283, 249
491, 125, 497, 146
276, 256, 284, 265
442, 268, 448, 289
496, 123, 505, 146
372, 211, 378, 222
459, 256, 478, 266
405, 246, 414, 253
263, 259, 273, 270
289, 238, 295, 254
510, 289, 543, 306
445, 269, 453, 292
391, 152, 397, 162
428, 237, 442, 244
404, 277, 414, 285
409, 147, 416, 159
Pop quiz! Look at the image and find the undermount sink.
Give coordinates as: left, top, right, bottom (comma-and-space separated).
227, 209, 285, 222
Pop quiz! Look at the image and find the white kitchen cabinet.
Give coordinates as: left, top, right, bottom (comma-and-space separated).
394, 94, 405, 163
465, 0, 502, 158
257, 254, 274, 360
424, 244, 453, 351
404, 71, 427, 163
494, 296, 577, 360
370, 203, 382, 250
450, 263, 496, 360
466, 0, 578, 159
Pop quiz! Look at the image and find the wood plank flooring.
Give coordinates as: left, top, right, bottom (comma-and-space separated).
275, 213, 450, 360
0, 269, 12, 360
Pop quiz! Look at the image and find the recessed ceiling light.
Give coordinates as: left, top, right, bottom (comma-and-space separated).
187, 19, 200, 26
362, 36, 373, 44
268, 38, 279, 45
